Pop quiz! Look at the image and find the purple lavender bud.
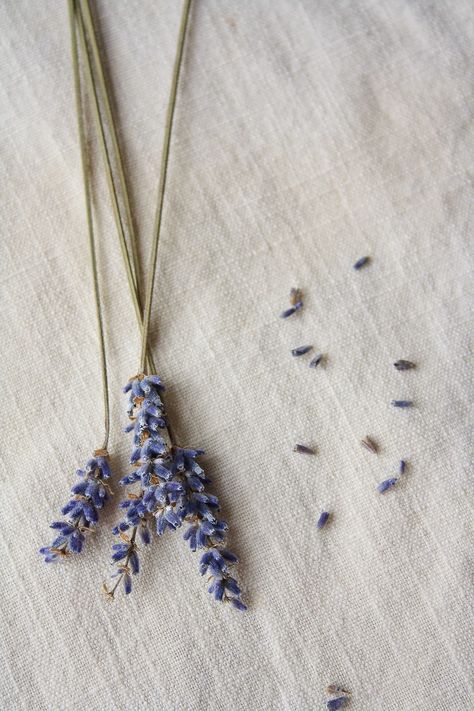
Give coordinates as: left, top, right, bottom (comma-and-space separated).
391, 400, 413, 408
327, 698, 348, 711
394, 359, 416, 370
231, 598, 247, 611
309, 353, 323, 368
399, 459, 407, 474
293, 443, 315, 455
317, 511, 330, 529
353, 256, 370, 270
123, 573, 132, 595
280, 306, 297, 318
377, 477, 398, 493
291, 345, 313, 357
129, 551, 140, 575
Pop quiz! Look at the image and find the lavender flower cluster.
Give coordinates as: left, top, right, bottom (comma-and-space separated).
103, 374, 246, 609
40, 452, 111, 561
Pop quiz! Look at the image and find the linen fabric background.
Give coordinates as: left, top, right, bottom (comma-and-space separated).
1, 1, 473, 709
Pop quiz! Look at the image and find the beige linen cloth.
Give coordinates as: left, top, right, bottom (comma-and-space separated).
1, 1, 473, 709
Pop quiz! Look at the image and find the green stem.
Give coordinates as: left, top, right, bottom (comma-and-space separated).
139, 0, 192, 373
68, 0, 110, 450
75, 0, 156, 374
79, 0, 141, 292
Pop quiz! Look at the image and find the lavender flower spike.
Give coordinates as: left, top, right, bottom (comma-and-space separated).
40, 450, 112, 562
104, 374, 246, 609
291, 345, 313, 357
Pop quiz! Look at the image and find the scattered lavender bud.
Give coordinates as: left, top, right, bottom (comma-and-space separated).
291, 345, 313, 357
40, 450, 112, 562
326, 686, 351, 697
352, 256, 370, 270
289, 287, 303, 306
399, 459, 407, 475
377, 477, 398, 494
293, 443, 315, 455
280, 301, 303, 318
309, 353, 323, 368
327, 697, 348, 711
281, 306, 297, 318
394, 359, 416, 371
361, 436, 378, 454
317, 511, 330, 529
391, 400, 413, 408
104, 374, 246, 609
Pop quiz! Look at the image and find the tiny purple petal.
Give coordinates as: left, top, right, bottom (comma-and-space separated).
391, 400, 413, 408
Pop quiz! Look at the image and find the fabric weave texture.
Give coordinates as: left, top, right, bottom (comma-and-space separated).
0, 1, 473, 709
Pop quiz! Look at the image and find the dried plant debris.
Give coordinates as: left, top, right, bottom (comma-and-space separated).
393, 359, 416, 371
361, 436, 378, 454
280, 288, 303, 318
309, 353, 324, 368
317, 511, 330, 529
391, 400, 413, 408
293, 444, 316, 455
291, 345, 313, 357
352, 256, 370, 270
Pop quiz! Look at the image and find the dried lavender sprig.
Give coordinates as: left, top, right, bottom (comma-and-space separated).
327, 698, 349, 711
40, 2, 114, 562
353, 256, 370, 270
394, 359, 416, 371
291, 345, 313, 357
317, 511, 330, 529
293, 443, 315, 455
40, 452, 112, 561
104, 375, 246, 609
391, 400, 413, 408
376, 477, 398, 494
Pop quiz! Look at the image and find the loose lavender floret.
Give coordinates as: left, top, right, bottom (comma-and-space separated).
394, 359, 416, 371
377, 477, 398, 494
352, 256, 370, 270
327, 698, 348, 711
280, 288, 303, 318
40, 451, 112, 562
293, 443, 315, 455
309, 353, 323, 368
291, 345, 313, 357
317, 511, 330, 529
391, 400, 413, 408
280, 302, 303, 319
104, 374, 245, 609
399, 459, 407, 475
